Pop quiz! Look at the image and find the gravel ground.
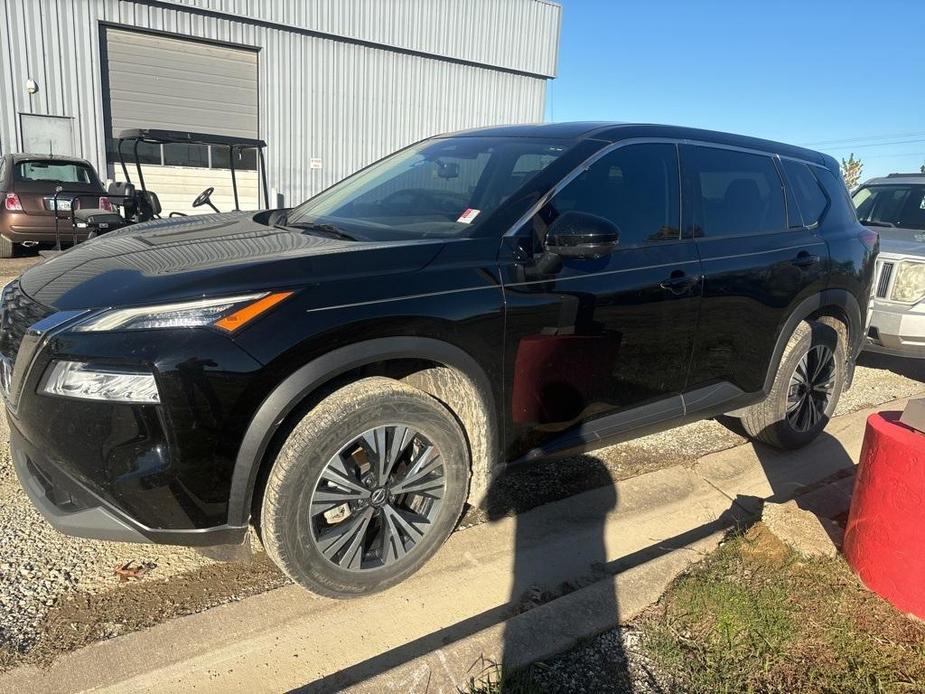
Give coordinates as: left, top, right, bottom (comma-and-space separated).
0, 251, 922, 669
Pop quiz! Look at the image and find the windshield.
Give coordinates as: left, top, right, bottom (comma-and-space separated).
14, 160, 95, 184
853, 183, 925, 230
286, 137, 569, 237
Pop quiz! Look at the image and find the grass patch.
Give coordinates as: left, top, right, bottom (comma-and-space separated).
638, 523, 925, 693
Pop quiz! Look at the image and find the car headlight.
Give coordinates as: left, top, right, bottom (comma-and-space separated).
73, 291, 293, 333
41, 361, 160, 404
890, 262, 925, 303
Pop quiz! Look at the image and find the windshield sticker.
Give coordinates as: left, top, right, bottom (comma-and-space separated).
457, 208, 481, 224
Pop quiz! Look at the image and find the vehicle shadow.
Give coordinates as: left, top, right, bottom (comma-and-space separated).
856, 351, 925, 382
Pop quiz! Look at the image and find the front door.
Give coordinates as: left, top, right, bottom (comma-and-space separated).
499, 142, 702, 460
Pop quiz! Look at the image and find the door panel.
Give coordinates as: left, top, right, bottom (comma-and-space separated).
499, 142, 701, 460
681, 145, 829, 395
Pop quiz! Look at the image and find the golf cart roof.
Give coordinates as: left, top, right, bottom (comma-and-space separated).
115, 129, 267, 149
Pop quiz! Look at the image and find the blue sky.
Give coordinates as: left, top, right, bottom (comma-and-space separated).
548, 1, 925, 178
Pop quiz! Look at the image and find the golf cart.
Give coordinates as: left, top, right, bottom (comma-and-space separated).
110, 128, 270, 222
39, 130, 271, 258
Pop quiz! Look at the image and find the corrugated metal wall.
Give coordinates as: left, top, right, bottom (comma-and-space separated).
0, 0, 558, 206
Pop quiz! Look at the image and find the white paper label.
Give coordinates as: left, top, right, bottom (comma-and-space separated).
457, 208, 480, 224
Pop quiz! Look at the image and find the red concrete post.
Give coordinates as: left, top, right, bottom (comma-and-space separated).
844, 411, 925, 619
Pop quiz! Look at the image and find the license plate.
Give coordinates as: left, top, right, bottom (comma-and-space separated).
44, 197, 73, 212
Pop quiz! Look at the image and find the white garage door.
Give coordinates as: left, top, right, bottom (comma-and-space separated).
104, 28, 258, 138
104, 28, 260, 214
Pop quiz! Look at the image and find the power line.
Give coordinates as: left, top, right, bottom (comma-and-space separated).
823, 138, 925, 151
800, 130, 925, 147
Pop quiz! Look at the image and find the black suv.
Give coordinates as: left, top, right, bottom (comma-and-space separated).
3, 123, 876, 597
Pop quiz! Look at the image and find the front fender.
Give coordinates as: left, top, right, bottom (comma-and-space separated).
225, 336, 496, 526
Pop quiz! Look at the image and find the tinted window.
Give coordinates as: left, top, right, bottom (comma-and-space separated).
682, 146, 786, 237
14, 161, 94, 184
164, 143, 209, 168
211, 147, 258, 171
815, 168, 858, 227
853, 183, 925, 230
538, 143, 680, 246
783, 160, 829, 227
106, 138, 163, 165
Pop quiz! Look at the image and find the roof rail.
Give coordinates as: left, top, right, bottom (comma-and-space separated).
886, 172, 925, 177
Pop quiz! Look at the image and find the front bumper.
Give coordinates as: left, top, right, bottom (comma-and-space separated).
9, 413, 248, 546
866, 299, 925, 359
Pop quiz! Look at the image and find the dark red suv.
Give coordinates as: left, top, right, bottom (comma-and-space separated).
0, 154, 112, 257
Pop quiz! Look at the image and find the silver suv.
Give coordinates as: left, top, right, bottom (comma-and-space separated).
853, 173, 925, 358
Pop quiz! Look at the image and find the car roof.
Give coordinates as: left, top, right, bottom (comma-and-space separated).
446, 121, 833, 168
7, 153, 95, 166
860, 173, 925, 186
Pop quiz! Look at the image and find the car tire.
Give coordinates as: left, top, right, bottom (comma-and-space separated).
739, 320, 846, 449
0, 235, 15, 259
260, 376, 470, 597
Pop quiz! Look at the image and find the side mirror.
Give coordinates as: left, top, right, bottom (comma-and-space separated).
544, 211, 620, 259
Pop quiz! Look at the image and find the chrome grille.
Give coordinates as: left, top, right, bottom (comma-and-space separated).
876, 262, 894, 299
0, 281, 54, 367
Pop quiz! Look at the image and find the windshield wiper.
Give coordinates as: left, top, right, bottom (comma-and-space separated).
862, 220, 897, 228
283, 221, 357, 241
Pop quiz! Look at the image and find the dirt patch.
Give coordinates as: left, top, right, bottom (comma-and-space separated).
0, 552, 288, 671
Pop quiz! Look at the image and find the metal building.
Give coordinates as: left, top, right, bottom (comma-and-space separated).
0, 0, 561, 214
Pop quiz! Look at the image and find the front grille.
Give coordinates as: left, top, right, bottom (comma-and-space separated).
0, 281, 54, 366
876, 262, 894, 299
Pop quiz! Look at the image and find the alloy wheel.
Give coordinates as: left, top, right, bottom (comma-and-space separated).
308, 425, 446, 571
786, 344, 836, 432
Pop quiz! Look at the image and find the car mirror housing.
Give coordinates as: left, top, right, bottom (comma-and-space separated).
544, 211, 620, 259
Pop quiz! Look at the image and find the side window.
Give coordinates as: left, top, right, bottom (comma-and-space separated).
681, 145, 786, 237
537, 143, 680, 247
815, 167, 859, 226
782, 160, 829, 227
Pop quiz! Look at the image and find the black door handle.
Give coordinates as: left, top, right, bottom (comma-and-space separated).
791, 252, 821, 268
659, 270, 698, 295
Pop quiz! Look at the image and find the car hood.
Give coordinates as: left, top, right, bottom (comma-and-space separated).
19, 211, 446, 310
872, 225, 925, 258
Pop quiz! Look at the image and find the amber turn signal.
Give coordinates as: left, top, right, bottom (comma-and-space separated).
214, 291, 294, 332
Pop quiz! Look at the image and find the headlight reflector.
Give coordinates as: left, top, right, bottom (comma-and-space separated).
890, 261, 925, 303
41, 361, 160, 404
73, 292, 292, 332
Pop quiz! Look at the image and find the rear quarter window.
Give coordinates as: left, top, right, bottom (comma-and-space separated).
782, 159, 829, 227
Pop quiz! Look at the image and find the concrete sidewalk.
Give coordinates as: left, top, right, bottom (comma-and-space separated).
0, 400, 890, 694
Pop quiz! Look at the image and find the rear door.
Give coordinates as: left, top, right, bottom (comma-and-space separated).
681, 144, 829, 396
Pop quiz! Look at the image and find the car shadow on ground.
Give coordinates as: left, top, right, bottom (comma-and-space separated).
297, 423, 857, 693
856, 351, 925, 382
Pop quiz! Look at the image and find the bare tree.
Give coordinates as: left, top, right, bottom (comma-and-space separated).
841, 153, 863, 189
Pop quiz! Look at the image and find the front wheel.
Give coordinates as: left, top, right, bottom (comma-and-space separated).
739, 321, 846, 449
260, 377, 470, 597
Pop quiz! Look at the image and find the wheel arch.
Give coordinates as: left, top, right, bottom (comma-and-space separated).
764, 288, 863, 393
226, 337, 499, 527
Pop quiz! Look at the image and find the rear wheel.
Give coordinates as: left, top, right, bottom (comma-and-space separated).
260, 377, 469, 597
0, 235, 15, 259
740, 321, 846, 449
